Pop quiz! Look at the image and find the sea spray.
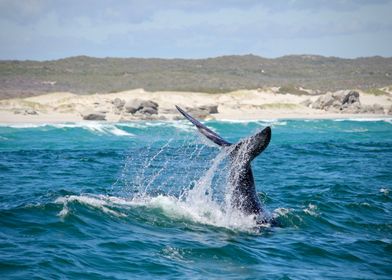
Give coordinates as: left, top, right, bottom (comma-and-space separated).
108, 134, 261, 230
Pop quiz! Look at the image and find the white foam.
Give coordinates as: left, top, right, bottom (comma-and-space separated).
380, 188, 390, 195
0, 123, 47, 128
55, 193, 260, 231
342, 128, 368, 133
303, 203, 318, 216
131, 195, 259, 231
106, 126, 134, 136
219, 119, 264, 123
116, 121, 194, 132
273, 207, 292, 217
55, 195, 127, 217
0, 122, 134, 136
333, 118, 392, 123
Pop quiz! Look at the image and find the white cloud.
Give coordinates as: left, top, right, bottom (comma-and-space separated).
0, 0, 391, 59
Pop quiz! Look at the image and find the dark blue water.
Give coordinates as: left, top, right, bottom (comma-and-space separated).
0, 119, 391, 279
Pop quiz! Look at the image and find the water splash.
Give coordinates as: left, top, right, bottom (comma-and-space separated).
63, 133, 268, 231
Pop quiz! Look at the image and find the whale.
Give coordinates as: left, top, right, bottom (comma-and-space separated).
176, 106, 272, 223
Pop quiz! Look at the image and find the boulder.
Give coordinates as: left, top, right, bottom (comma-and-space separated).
25, 109, 38, 115
312, 90, 361, 112
140, 100, 158, 109
138, 107, 158, 115
199, 105, 218, 114
342, 91, 360, 105
82, 111, 106, 121
186, 107, 209, 118
300, 99, 312, 107
312, 92, 334, 109
112, 98, 125, 110
124, 99, 143, 113
182, 105, 218, 118
124, 99, 159, 114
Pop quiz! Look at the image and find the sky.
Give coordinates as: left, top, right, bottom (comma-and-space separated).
0, 0, 392, 60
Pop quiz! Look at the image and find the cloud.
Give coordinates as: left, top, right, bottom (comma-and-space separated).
0, 0, 391, 59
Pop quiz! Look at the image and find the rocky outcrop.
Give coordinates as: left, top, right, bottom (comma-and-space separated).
124, 99, 159, 115
13, 109, 38, 115
184, 105, 219, 118
112, 98, 125, 110
202, 105, 218, 114
137, 106, 158, 115
124, 99, 143, 114
311, 90, 362, 113
342, 91, 360, 105
82, 111, 106, 120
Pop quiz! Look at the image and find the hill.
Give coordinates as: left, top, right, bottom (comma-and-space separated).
0, 54, 391, 99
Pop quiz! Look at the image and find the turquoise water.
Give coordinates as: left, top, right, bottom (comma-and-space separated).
0, 119, 391, 279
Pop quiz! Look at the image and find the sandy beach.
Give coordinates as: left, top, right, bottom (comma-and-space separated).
0, 88, 391, 123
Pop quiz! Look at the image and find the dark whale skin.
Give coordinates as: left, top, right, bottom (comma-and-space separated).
176, 106, 271, 219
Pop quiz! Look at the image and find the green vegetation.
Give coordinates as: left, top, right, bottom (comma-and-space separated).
366, 88, 389, 96
258, 103, 299, 110
278, 85, 309, 95
1, 54, 392, 99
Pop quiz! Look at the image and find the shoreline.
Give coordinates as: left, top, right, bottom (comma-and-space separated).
0, 113, 390, 125
1, 88, 391, 124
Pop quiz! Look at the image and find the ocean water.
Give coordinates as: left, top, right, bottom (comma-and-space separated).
0, 119, 391, 279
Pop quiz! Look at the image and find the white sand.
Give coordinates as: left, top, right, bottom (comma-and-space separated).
0, 88, 391, 123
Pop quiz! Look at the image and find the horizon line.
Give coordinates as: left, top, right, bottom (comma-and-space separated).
1, 53, 392, 63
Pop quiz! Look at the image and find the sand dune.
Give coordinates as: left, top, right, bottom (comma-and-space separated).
0, 88, 391, 123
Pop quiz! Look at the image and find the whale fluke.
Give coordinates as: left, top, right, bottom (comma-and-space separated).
176, 105, 272, 221
175, 105, 231, 146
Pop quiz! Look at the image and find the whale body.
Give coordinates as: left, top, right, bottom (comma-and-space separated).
176, 106, 271, 221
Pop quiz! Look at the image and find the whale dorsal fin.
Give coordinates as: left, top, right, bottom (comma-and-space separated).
175, 105, 231, 147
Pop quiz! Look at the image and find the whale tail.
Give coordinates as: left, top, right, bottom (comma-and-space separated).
175, 105, 271, 161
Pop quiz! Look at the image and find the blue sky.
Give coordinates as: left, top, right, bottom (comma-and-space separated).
1, 0, 391, 60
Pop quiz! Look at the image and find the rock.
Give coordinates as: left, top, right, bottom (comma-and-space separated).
140, 100, 158, 109
138, 107, 158, 115
25, 109, 38, 115
199, 105, 218, 114
331, 91, 346, 103
332, 100, 342, 109
301, 99, 312, 107
342, 91, 360, 105
157, 115, 168, 120
312, 90, 362, 113
312, 92, 334, 109
112, 98, 125, 110
186, 107, 209, 118
124, 99, 159, 114
388, 105, 392, 115
160, 108, 178, 114
82, 111, 106, 120
183, 105, 218, 118
124, 99, 144, 113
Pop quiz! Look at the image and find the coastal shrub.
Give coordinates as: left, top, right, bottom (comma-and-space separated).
258, 103, 299, 109
278, 85, 309, 95
366, 88, 389, 96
